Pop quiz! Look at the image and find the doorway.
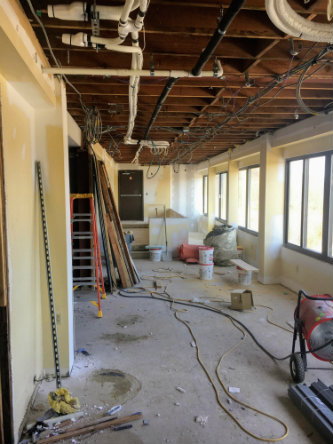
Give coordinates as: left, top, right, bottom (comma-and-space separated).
0, 93, 13, 444
118, 170, 143, 221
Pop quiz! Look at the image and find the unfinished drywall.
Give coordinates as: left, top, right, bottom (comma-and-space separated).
149, 216, 190, 256
171, 165, 203, 232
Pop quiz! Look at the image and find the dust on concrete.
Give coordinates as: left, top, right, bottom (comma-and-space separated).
100, 332, 148, 343
116, 314, 143, 327
92, 369, 142, 404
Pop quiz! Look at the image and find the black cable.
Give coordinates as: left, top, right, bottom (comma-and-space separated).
118, 289, 333, 362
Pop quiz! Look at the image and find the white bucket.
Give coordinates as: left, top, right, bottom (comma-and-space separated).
150, 248, 162, 262
199, 263, 214, 280
238, 270, 252, 286
198, 246, 214, 264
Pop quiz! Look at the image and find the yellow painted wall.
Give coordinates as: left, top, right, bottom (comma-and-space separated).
1, 77, 43, 441
1, 76, 73, 441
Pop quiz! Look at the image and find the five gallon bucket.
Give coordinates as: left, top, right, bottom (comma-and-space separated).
237, 268, 252, 285
150, 248, 162, 262
199, 263, 214, 280
198, 246, 214, 264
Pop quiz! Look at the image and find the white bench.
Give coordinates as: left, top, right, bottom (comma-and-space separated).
230, 258, 259, 272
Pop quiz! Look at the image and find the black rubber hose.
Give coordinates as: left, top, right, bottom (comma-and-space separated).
118, 289, 333, 362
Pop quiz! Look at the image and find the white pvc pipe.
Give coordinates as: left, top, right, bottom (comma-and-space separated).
120, 0, 136, 23
47, 1, 140, 22
265, 0, 333, 43
62, 32, 142, 53
43, 67, 223, 78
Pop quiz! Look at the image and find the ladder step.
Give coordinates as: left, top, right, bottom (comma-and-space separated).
72, 219, 92, 223
74, 283, 97, 287
73, 265, 95, 270
73, 213, 91, 216
73, 249, 94, 252
73, 277, 97, 282
73, 231, 92, 235
72, 235, 93, 240
73, 256, 94, 260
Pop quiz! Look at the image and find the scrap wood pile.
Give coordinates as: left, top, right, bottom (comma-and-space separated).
25, 411, 142, 443
93, 157, 140, 290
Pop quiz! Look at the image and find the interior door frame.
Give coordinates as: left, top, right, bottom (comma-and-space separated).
118, 170, 144, 221
0, 89, 13, 444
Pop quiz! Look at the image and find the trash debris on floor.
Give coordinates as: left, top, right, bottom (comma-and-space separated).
25, 411, 142, 444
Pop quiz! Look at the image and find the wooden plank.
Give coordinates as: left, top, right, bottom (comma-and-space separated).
230, 258, 259, 272
100, 163, 137, 282
105, 216, 132, 288
98, 162, 137, 284
97, 164, 133, 286
38, 412, 142, 444
92, 153, 117, 288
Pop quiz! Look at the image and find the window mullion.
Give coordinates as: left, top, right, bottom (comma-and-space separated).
322, 154, 331, 256
246, 168, 250, 228
301, 159, 309, 248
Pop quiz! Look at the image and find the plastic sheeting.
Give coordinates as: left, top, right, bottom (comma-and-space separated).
204, 224, 238, 266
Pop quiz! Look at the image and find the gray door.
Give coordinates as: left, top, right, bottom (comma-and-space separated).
118, 170, 143, 220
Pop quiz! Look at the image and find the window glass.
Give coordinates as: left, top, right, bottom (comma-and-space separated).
248, 167, 259, 231
238, 170, 247, 227
306, 156, 325, 252
220, 173, 227, 220
287, 160, 303, 246
330, 156, 333, 257
203, 175, 208, 215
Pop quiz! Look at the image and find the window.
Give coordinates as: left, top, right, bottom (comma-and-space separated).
203, 175, 208, 215
238, 166, 260, 232
285, 151, 333, 262
217, 172, 228, 221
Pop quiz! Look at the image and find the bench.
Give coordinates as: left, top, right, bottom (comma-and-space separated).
230, 258, 259, 272
230, 259, 258, 285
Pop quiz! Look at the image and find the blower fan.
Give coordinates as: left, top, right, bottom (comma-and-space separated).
290, 290, 333, 383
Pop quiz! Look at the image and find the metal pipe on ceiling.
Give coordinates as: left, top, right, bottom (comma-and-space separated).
142, 0, 245, 143
191, 0, 247, 76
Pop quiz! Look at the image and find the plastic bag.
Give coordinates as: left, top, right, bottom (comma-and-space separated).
204, 224, 238, 266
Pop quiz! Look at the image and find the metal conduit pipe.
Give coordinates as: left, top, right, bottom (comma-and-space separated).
143, 77, 179, 140
142, 0, 245, 142
192, 0, 246, 76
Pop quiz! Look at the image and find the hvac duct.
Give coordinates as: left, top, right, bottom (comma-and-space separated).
265, 0, 333, 43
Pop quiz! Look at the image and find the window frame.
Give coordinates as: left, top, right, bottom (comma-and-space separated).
216, 171, 228, 223
238, 164, 260, 236
202, 174, 208, 216
284, 150, 333, 264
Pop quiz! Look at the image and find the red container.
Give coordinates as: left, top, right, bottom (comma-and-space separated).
298, 294, 333, 361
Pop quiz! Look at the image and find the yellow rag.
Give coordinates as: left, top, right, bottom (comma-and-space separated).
48, 387, 80, 414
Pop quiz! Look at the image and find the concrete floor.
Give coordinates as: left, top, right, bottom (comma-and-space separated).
27, 259, 331, 444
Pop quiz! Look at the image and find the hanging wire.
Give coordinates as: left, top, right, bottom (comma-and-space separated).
146, 139, 161, 179
171, 45, 333, 164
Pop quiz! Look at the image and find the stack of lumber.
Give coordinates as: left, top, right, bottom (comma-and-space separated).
93, 157, 140, 289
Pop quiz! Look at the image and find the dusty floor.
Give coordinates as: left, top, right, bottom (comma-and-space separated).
26, 259, 331, 444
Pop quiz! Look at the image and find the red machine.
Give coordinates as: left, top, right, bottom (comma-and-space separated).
290, 290, 333, 382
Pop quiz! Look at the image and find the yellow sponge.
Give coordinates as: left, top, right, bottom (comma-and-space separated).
48, 387, 80, 414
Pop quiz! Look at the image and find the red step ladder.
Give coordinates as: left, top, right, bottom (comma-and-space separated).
70, 193, 106, 318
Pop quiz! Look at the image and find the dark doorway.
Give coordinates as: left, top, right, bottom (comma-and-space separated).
118, 170, 143, 221
0, 94, 13, 444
